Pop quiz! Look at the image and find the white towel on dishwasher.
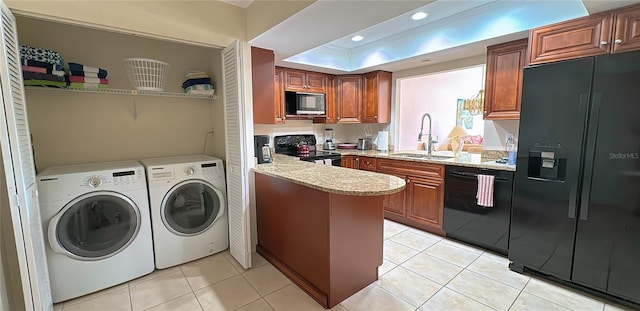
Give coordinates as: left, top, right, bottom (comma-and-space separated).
476, 174, 495, 207
323, 159, 332, 165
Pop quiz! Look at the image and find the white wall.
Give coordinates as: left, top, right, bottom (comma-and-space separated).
17, 16, 226, 170
7, 0, 246, 48
396, 65, 485, 151
254, 121, 389, 150
392, 54, 521, 152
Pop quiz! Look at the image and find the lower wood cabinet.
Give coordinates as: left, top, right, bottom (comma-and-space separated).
341, 155, 359, 169
343, 156, 445, 235
405, 175, 444, 231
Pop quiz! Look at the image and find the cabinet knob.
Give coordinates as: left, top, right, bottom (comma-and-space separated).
615, 39, 623, 44
374, 116, 378, 119
600, 40, 608, 45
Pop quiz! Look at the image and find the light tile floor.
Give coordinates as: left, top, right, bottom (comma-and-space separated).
54, 220, 636, 311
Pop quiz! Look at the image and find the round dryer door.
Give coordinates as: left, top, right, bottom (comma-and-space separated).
49, 191, 140, 260
161, 180, 225, 236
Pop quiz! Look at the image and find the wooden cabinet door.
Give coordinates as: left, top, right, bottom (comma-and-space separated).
284, 68, 307, 91
306, 72, 327, 93
324, 75, 337, 123
341, 155, 359, 169
529, 12, 613, 65
251, 47, 278, 124
362, 71, 392, 123
274, 67, 285, 123
336, 75, 362, 123
381, 173, 406, 217
484, 39, 527, 120
612, 4, 640, 53
406, 175, 444, 231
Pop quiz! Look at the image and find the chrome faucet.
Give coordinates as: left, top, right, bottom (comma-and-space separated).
418, 113, 437, 156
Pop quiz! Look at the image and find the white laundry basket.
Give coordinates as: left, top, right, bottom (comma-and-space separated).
123, 58, 170, 91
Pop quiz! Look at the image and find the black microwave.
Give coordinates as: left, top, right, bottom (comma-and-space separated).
285, 91, 326, 115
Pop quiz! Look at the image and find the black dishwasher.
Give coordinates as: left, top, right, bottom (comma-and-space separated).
443, 166, 514, 255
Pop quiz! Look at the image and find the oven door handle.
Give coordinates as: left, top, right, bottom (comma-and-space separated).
447, 170, 509, 182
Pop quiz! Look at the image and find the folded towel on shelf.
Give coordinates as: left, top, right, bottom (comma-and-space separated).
185, 89, 214, 96
69, 70, 107, 79
19, 45, 64, 71
21, 65, 47, 74
69, 76, 108, 84
185, 71, 210, 80
69, 82, 109, 90
184, 84, 213, 92
476, 174, 495, 207
22, 71, 66, 82
23, 79, 67, 88
182, 77, 212, 89
68, 62, 108, 77
52, 70, 65, 77
22, 59, 57, 72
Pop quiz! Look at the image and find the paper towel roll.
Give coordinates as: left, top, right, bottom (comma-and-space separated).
377, 131, 389, 151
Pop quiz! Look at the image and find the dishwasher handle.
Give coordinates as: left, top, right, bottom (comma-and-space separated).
447, 170, 510, 182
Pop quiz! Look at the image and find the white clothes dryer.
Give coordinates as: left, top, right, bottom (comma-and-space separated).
37, 161, 154, 303
140, 155, 229, 269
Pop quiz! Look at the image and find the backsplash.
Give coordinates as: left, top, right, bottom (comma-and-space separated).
254, 121, 389, 147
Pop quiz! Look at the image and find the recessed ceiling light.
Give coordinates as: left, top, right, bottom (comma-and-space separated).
351, 35, 364, 42
411, 12, 428, 21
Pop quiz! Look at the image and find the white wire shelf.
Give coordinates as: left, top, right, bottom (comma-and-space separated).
24, 86, 216, 100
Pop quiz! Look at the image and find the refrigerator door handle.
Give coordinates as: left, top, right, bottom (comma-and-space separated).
579, 92, 602, 221
569, 93, 590, 219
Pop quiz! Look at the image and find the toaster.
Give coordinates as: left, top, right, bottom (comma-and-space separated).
357, 137, 372, 150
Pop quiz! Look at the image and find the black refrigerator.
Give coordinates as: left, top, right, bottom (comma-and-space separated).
509, 50, 640, 305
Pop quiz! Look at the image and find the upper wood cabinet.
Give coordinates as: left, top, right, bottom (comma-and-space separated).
336, 75, 363, 123
274, 67, 285, 123
325, 75, 337, 124
484, 39, 527, 120
612, 4, 640, 53
252, 47, 283, 124
529, 3, 640, 65
284, 68, 327, 93
362, 71, 392, 123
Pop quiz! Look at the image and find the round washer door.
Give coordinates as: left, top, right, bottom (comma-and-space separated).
161, 179, 225, 236
49, 191, 141, 261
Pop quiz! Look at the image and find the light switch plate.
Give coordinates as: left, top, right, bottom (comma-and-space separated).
505, 132, 515, 145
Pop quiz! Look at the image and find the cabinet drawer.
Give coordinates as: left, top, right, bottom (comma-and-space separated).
359, 157, 377, 171
377, 159, 443, 180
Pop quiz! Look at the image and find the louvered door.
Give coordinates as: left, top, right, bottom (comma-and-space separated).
222, 40, 253, 269
0, 2, 52, 310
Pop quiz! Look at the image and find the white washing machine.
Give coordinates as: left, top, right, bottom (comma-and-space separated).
140, 155, 229, 269
37, 161, 154, 303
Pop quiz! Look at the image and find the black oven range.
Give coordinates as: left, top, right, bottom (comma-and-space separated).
274, 134, 342, 166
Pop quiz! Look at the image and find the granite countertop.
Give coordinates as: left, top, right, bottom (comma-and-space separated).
252, 154, 406, 196
332, 149, 516, 171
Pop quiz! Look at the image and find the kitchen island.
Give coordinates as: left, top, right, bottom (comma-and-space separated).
253, 155, 405, 308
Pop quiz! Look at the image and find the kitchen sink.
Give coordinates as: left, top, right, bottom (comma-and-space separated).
392, 153, 453, 160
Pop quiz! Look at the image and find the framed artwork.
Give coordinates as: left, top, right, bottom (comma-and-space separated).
456, 99, 473, 130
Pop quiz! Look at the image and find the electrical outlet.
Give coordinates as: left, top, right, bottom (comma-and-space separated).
505, 132, 515, 145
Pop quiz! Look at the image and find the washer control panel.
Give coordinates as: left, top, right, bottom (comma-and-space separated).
84, 169, 143, 187
201, 162, 223, 178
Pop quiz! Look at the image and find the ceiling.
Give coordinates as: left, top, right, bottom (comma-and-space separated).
246, 0, 640, 74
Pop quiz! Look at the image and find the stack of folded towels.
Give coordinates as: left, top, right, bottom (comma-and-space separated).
20, 45, 67, 88
182, 71, 214, 95
68, 62, 109, 90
